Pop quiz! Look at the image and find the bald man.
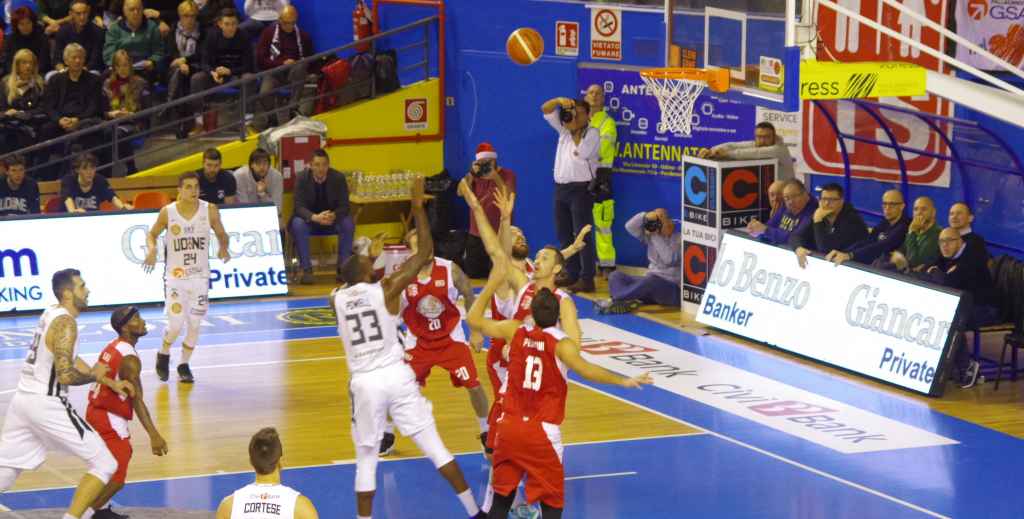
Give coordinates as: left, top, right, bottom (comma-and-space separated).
947, 202, 988, 261
928, 227, 999, 388
254, 4, 314, 130
827, 189, 909, 266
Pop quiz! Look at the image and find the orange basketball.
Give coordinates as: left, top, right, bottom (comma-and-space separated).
506, 27, 544, 66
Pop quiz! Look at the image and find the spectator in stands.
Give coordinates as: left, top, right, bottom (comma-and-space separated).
41, 43, 103, 180
233, 147, 283, 217
541, 95, 599, 293
746, 178, 817, 247
195, 147, 237, 205
103, 0, 165, 85
699, 122, 795, 181
929, 227, 999, 388
37, 0, 72, 35
141, 0, 175, 36
241, 0, 288, 41
253, 4, 312, 131
794, 183, 868, 268
165, 0, 202, 138
0, 155, 40, 217
827, 189, 909, 266
947, 201, 987, 258
53, 0, 104, 78
188, 8, 254, 135
103, 49, 148, 175
195, 0, 232, 32
889, 196, 941, 272
1, 7, 52, 75
61, 152, 129, 211
459, 142, 516, 278
597, 208, 681, 314
290, 148, 353, 285
0, 48, 46, 157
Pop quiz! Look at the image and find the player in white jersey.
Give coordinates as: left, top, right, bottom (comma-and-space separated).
143, 171, 230, 383
216, 428, 318, 519
0, 269, 132, 519
332, 176, 484, 519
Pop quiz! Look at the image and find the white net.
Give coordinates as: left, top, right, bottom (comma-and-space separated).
640, 74, 707, 137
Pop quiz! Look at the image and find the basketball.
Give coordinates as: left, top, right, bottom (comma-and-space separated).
506, 27, 544, 65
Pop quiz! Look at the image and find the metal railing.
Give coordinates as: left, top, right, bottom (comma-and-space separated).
1, 14, 440, 179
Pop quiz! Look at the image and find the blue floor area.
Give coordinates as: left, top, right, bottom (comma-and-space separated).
1, 295, 1023, 517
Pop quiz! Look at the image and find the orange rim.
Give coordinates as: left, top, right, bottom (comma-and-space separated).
640, 67, 731, 93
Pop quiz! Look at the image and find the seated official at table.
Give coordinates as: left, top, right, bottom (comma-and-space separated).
827, 189, 909, 266
745, 179, 817, 248
794, 183, 868, 268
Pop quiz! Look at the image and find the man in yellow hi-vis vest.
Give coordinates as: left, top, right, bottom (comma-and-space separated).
585, 84, 617, 276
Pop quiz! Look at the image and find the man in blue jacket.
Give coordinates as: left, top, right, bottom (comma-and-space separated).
744, 179, 817, 248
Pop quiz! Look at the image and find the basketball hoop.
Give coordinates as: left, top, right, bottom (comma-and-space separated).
639, 67, 730, 136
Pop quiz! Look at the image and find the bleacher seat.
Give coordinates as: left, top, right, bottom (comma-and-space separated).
44, 198, 63, 214
99, 201, 118, 211
994, 257, 1024, 389
133, 191, 171, 209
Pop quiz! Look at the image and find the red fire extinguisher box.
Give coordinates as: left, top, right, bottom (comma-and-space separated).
278, 135, 325, 191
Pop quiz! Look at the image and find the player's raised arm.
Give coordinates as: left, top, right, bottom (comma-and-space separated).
209, 203, 231, 263
121, 355, 167, 456
143, 207, 169, 273
466, 256, 519, 343
451, 262, 484, 352
560, 224, 593, 260
460, 179, 528, 291
382, 176, 432, 313
554, 337, 653, 388
558, 296, 582, 347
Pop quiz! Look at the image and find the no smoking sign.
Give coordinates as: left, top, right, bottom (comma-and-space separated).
590, 7, 622, 61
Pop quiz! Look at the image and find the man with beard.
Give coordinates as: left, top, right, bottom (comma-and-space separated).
83, 306, 169, 519
0, 269, 131, 519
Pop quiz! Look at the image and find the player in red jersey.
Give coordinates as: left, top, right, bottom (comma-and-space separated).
467, 259, 651, 519
395, 227, 490, 451
83, 307, 168, 519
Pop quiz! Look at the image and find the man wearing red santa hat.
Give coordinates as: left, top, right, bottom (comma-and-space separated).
462, 142, 518, 279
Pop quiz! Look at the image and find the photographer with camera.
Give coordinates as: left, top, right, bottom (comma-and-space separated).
541, 95, 600, 293
596, 208, 681, 314
462, 142, 517, 279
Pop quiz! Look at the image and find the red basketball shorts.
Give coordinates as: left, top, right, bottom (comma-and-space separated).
406, 337, 480, 389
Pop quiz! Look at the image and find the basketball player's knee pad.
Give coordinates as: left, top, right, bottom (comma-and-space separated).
409, 426, 454, 469
354, 445, 379, 493
87, 447, 118, 484
184, 312, 203, 347
0, 467, 21, 491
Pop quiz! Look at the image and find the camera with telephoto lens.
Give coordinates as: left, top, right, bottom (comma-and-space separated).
472, 160, 492, 178
642, 218, 663, 233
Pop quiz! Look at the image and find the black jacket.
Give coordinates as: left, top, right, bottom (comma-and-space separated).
292, 168, 349, 222
42, 70, 103, 123
930, 240, 997, 308
55, 22, 105, 72
800, 203, 869, 254
849, 214, 910, 264
200, 28, 255, 76
1, 26, 52, 75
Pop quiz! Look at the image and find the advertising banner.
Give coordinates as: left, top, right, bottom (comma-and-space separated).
805, 0, 952, 187
577, 67, 755, 177
0, 204, 287, 313
955, 0, 1024, 69
681, 157, 776, 310
696, 232, 962, 396
798, 61, 927, 99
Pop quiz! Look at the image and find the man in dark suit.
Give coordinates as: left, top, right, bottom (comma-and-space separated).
290, 148, 353, 284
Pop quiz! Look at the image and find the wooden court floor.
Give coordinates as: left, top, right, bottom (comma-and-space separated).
0, 333, 697, 492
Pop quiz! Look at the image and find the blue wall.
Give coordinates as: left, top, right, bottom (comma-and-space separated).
289, 0, 1024, 264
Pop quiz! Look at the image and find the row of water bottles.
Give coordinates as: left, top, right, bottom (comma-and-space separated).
349, 170, 421, 199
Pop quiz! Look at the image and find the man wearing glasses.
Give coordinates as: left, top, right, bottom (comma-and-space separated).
745, 179, 818, 248
825, 189, 910, 266
794, 183, 868, 268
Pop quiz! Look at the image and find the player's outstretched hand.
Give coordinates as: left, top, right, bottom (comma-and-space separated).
621, 372, 654, 388
218, 243, 230, 263
494, 188, 515, 220
573, 224, 592, 249
411, 174, 425, 206
143, 249, 157, 273
150, 433, 168, 456
469, 330, 484, 353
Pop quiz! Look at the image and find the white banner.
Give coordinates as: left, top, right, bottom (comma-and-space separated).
955, 0, 1024, 70
580, 320, 958, 453
696, 232, 962, 396
0, 204, 287, 313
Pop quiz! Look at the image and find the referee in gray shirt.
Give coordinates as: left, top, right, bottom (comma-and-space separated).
541, 96, 600, 293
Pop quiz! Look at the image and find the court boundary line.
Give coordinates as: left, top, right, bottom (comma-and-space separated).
1, 432, 702, 495
570, 380, 951, 519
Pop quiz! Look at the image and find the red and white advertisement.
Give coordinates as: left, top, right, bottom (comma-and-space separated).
556, 21, 580, 57
803, 0, 953, 187
956, 0, 1024, 69
590, 7, 622, 61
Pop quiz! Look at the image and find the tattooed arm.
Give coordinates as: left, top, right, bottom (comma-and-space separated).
48, 315, 96, 386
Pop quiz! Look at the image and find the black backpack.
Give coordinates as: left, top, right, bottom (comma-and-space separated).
374, 49, 400, 94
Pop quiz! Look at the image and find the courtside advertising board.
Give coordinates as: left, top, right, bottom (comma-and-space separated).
696, 232, 962, 396
0, 203, 287, 312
